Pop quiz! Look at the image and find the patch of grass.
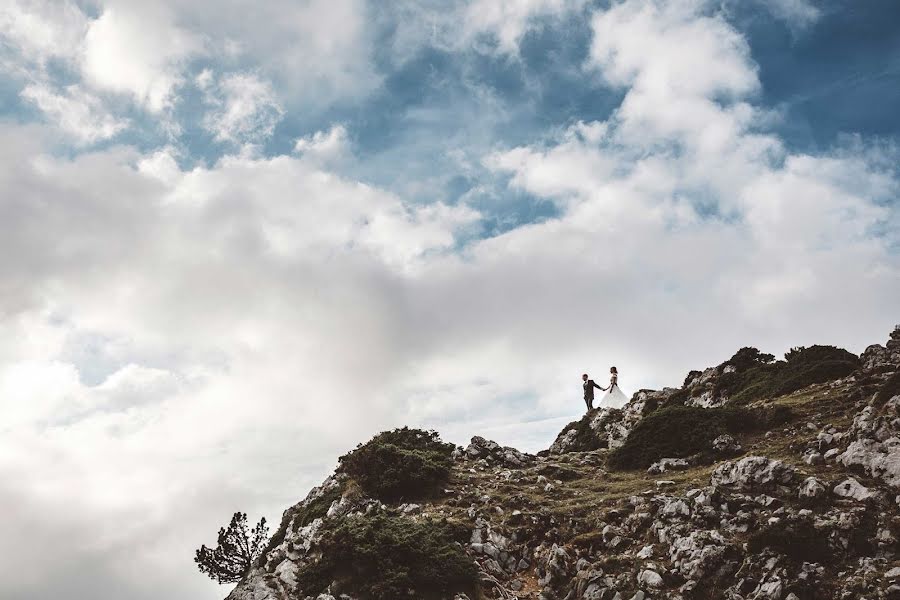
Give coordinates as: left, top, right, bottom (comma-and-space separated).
875, 371, 900, 406
608, 405, 786, 470
338, 428, 454, 503
296, 514, 477, 600
747, 521, 831, 564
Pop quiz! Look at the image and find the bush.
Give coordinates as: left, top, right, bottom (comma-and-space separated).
726, 347, 775, 371
338, 428, 454, 503
772, 360, 858, 396
875, 371, 900, 406
608, 406, 771, 470
719, 345, 859, 405
296, 514, 477, 600
747, 521, 831, 563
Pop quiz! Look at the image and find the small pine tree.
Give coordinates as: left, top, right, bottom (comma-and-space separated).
195, 512, 269, 584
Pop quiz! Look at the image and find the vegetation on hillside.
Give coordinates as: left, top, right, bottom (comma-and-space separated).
296, 514, 477, 600
608, 405, 791, 469
338, 427, 455, 503
713, 345, 859, 405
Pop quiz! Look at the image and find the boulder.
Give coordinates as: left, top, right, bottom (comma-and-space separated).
465, 436, 535, 467
648, 457, 690, 475
712, 434, 742, 455
638, 569, 664, 589
710, 456, 794, 490
798, 476, 827, 501
833, 477, 875, 501
838, 438, 900, 488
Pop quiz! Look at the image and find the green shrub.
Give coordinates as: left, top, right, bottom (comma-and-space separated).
783, 345, 857, 365
296, 514, 477, 600
608, 406, 770, 470
875, 371, 900, 406
720, 345, 859, 405
338, 428, 454, 503
726, 347, 775, 371
747, 521, 831, 563
772, 360, 858, 396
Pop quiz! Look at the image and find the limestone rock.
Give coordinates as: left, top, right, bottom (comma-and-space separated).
833, 477, 875, 501
647, 457, 689, 475
710, 456, 794, 490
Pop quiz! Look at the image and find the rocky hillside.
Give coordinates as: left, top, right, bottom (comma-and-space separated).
227, 327, 900, 600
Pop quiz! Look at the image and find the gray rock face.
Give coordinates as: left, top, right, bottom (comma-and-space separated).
860, 325, 900, 370
837, 397, 900, 488
710, 456, 795, 490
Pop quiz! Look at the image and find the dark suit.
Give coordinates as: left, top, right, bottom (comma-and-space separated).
583, 379, 602, 410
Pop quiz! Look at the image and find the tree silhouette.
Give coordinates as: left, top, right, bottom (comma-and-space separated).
195, 512, 269, 583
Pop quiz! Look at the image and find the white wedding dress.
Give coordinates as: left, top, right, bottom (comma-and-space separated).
597, 374, 629, 409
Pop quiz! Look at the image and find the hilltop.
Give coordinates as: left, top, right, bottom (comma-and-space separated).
225, 327, 900, 600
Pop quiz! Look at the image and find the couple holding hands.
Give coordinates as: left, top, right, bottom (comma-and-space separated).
582, 367, 628, 411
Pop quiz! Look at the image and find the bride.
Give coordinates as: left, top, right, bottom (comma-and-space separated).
598, 366, 629, 409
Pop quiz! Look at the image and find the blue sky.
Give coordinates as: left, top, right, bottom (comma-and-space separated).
1, 1, 899, 599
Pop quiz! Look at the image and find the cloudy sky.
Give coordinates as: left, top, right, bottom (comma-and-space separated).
1, 0, 899, 598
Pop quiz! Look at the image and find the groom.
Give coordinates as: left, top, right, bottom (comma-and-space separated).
582, 373, 605, 411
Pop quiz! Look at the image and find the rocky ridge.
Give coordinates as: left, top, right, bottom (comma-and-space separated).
228, 326, 900, 600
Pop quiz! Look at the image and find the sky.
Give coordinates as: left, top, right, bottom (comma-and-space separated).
0, 0, 898, 598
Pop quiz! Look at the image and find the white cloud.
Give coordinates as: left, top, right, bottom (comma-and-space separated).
21, 83, 129, 144
81, 5, 201, 113
294, 124, 350, 162
201, 72, 284, 144
0, 0, 87, 68
173, 0, 380, 107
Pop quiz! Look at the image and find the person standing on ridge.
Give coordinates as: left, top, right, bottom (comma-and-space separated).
582, 373, 605, 411
597, 366, 629, 409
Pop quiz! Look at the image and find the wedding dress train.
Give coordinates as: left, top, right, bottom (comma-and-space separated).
597, 385, 629, 409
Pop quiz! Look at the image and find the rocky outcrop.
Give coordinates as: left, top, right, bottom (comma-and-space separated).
461, 436, 536, 467
224, 326, 900, 600
838, 398, 900, 488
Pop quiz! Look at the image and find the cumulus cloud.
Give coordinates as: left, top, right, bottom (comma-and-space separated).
81, 5, 201, 113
